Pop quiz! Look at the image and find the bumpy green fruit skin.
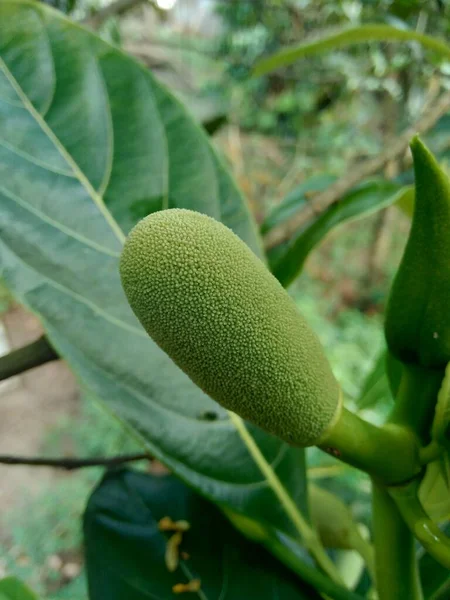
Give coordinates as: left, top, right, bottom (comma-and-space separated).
385, 137, 450, 369
120, 209, 340, 447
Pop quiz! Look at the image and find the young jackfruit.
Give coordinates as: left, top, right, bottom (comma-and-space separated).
120, 209, 340, 447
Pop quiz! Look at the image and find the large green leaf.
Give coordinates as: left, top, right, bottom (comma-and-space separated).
0, 0, 308, 546
84, 469, 321, 600
267, 180, 408, 288
253, 24, 450, 76
0, 578, 39, 600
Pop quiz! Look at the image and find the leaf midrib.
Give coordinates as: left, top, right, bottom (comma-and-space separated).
0, 53, 126, 246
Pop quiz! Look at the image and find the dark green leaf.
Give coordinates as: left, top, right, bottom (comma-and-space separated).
384, 138, 450, 370
253, 24, 450, 77
385, 350, 404, 399
268, 180, 407, 288
84, 469, 321, 600
0, 0, 308, 544
202, 113, 228, 136
0, 577, 39, 600
420, 523, 450, 599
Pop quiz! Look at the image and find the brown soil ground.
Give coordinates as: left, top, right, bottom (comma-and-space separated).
0, 305, 79, 516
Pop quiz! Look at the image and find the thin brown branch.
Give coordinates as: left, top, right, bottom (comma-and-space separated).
0, 336, 59, 381
263, 90, 450, 250
0, 453, 152, 470
82, 0, 149, 28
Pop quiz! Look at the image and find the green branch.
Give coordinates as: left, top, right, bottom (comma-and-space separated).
253, 24, 450, 76
0, 452, 151, 469
82, 0, 150, 28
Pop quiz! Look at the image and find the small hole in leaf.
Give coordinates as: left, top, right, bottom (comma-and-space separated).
198, 410, 218, 421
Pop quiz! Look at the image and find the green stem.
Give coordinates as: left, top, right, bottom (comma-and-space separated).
389, 479, 450, 570
389, 363, 443, 443
0, 335, 58, 381
229, 412, 344, 584
319, 407, 421, 484
372, 481, 423, 600
419, 440, 444, 465
266, 533, 364, 600
223, 508, 363, 600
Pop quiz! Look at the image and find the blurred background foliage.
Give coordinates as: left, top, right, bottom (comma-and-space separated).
2, 0, 450, 597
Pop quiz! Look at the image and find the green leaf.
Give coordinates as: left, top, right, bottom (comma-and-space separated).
432, 362, 450, 450
268, 180, 407, 288
395, 187, 415, 218
356, 349, 402, 415
253, 24, 450, 77
0, 578, 39, 600
384, 138, 450, 369
356, 350, 393, 411
0, 0, 309, 545
419, 459, 450, 524
261, 174, 337, 235
83, 468, 321, 600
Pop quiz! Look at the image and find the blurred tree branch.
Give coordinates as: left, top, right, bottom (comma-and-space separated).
0, 336, 58, 381
0, 453, 151, 469
263, 90, 450, 250
82, 0, 152, 29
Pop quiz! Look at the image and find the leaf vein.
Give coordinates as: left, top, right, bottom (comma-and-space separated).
3, 247, 146, 337
0, 136, 76, 177
0, 94, 24, 108
0, 183, 121, 258
0, 54, 126, 246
